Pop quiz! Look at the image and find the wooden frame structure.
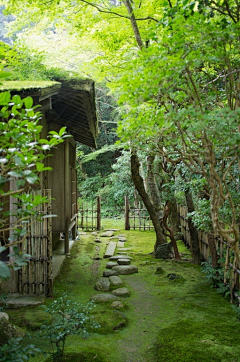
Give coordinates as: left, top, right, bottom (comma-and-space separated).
0, 80, 98, 295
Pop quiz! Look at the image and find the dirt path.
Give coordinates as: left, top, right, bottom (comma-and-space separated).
114, 274, 161, 362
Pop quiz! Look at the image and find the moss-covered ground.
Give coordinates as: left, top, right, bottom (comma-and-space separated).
5, 219, 240, 361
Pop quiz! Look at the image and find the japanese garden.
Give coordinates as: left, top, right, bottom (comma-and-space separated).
0, 0, 240, 361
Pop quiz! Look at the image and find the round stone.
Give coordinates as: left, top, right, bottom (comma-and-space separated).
112, 287, 130, 297
103, 269, 119, 277
117, 259, 131, 265
106, 262, 118, 269
112, 265, 138, 275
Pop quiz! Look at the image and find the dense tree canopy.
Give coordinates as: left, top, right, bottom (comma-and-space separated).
1, 0, 239, 261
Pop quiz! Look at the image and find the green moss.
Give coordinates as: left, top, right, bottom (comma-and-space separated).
0, 80, 60, 91
6, 220, 240, 362
20, 310, 52, 330
151, 318, 240, 362
90, 310, 128, 334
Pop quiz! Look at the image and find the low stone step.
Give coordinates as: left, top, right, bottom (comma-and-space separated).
109, 276, 123, 286
95, 277, 110, 292
117, 241, 125, 247
106, 262, 118, 269
104, 241, 117, 258
117, 259, 131, 265
103, 269, 119, 277
112, 287, 130, 297
112, 265, 138, 275
101, 231, 115, 237
110, 255, 132, 261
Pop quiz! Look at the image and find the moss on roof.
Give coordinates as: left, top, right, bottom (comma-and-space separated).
0, 81, 61, 92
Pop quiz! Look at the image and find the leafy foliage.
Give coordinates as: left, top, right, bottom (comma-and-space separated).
39, 294, 100, 360
0, 338, 41, 362
0, 90, 68, 279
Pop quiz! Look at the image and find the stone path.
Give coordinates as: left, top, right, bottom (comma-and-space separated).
90, 230, 160, 361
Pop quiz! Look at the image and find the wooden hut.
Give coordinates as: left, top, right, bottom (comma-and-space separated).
0, 79, 98, 296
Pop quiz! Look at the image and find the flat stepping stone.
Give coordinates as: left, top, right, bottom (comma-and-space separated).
109, 276, 123, 286
112, 265, 138, 275
118, 237, 127, 242
103, 269, 119, 277
117, 248, 132, 251
106, 262, 118, 269
91, 293, 119, 303
100, 231, 115, 237
112, 287, 130, 297
117, 259, 131, 265
117, 241, 125, 247
111, 301, 125, 309
110, 255, 132, 261
95, 277, 110, 292
104, 241, 117, 258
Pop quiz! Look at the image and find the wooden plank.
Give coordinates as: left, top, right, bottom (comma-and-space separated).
104, 241, 117, 258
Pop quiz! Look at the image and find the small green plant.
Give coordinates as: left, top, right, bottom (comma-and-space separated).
201, 258, 230, 296
39, 294, 100, 360
0, 337, 41, 362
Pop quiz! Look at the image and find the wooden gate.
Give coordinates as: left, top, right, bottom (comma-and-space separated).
124, 196, 154, 230
18, 189, 53, 296
78, 196, 101, 231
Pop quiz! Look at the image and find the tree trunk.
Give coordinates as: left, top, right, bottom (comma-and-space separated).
168, 196, 181, 241
131, 151, 166, 251
123, 0, 143, 49
185, 191, 203, 264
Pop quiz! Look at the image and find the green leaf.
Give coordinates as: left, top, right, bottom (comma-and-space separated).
0, 260, 10, 280
23, 96, 33, 109
0, 91, 11, 105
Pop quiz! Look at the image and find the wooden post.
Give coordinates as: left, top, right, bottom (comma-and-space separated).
97, 196, 101, 230
64, 139, 70, 254
125, 195, 130, 230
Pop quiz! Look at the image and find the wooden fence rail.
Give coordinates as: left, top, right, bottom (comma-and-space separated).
78, 196, 101, 231
178, 205, 240, 300
124, 195, 154, 231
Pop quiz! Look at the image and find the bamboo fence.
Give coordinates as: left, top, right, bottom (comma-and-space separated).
178, 205, 240, 300
18, 189, 53, 296
78, 196, 101, 231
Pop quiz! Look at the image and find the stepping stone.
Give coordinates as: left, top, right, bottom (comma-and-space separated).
117, 259, 131, 265
91, 232, 98, 235
91, 293, 119, 303
118, 237, 127, 242
111, 301, 125, 310
106, 229, 119, 232
95, 277, 110, 292
110, 255, 132, 261
104, 241, 117, 258
79, 232, 87, 235
103, 269, 119, 277
117, 248, 132, 251
100, 231, 114, 237
106, 262, 118, 269
112, 287, 130, 297
112, 265, 138, 275
117, 241, 125, 247
109, 276, 123, 286
110, 236, 120, 240
94, 238, 101, 243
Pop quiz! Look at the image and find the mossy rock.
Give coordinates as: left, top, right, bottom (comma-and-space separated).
155, 267, 165, 274
91, 309, 128, 334
0, 319, 25, 345
20, 310, 52, 330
